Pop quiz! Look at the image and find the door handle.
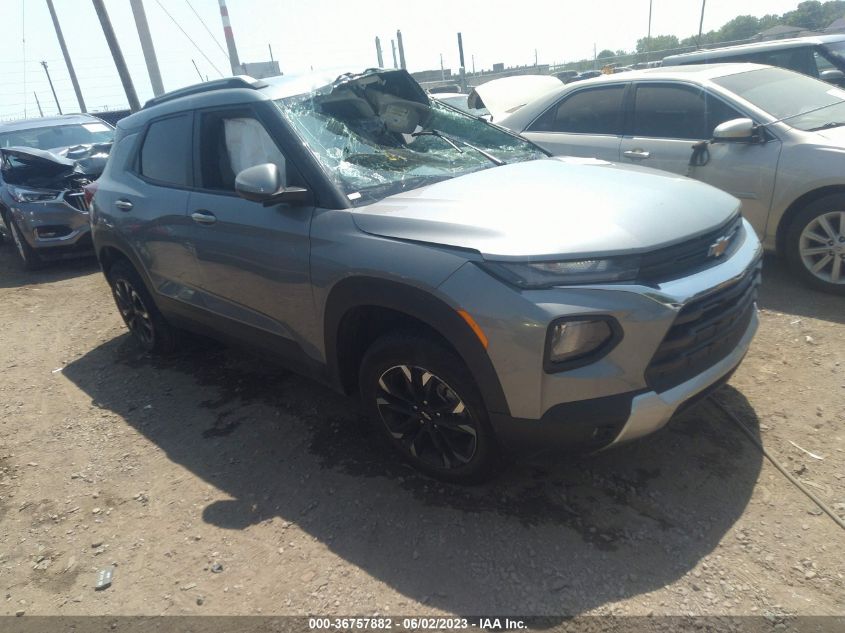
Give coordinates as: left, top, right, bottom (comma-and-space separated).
623, 149, 651, 160
191, 210, 217, 225
115, 199, 133, 211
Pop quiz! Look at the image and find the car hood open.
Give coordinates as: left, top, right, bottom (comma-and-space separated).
467, 75, 562, 121
0, 143, 110, 188
352, 157, 741, 259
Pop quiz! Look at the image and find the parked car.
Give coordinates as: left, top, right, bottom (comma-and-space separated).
91, 69, 761, 482
0, 114, 114, 269
553, 70, 578, 82
429, 91, 490, 119
465, 74, 562, 121
568, 70, 603, 83
500, 63, 845, 293
663, 34, 845, 87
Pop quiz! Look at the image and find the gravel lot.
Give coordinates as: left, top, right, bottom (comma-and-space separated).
0, 241, 843, 620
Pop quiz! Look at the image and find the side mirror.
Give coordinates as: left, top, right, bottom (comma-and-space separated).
820, 69, 845, 87
234, 163, 309, 206
712, 118, 758, 143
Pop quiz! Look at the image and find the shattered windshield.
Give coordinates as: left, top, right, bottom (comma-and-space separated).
0, 122, 114, 151
273, 72, 545, 203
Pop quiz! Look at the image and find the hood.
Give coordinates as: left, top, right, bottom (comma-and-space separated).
0, 143, 110, 187
352, 157, 741, 259
467, 75, 562, 121
810, 124, 845, 146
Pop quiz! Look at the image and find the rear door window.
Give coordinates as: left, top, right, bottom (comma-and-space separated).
139, 114, 192, 187
528, 85, 626, 135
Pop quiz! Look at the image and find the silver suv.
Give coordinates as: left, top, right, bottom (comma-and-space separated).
91, 70, 762, 482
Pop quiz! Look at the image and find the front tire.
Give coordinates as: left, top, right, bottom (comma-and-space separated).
785, 195, 845, 295
6, 215, 42, 271
359, 333, 501, 483
107, 260, 178, 353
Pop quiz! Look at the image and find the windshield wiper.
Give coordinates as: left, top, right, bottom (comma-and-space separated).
412, 129, 505, 166
808, 121, 845, 131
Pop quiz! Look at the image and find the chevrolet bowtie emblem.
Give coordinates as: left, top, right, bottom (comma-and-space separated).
708, 235, 731, 258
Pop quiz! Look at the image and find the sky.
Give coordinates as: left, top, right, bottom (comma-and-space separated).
0, 0, 806, 120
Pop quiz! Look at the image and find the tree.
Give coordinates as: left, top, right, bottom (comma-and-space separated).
717, 15, 762, 42
636, 35, 680, 54
597, 49, 616, 59
784, 1, 826, 30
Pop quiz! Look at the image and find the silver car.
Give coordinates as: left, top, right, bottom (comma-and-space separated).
501, 63, 845, 294
0, 114, 114, 269
91, 69, 761, 482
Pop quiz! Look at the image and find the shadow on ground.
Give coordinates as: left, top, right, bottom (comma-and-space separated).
0, 238, 99, 289
63, 332, 763, 618
758, 254, 844, 324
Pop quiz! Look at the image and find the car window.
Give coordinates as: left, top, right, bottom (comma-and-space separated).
632, 84, 743, 140
139, 114, 192, 186
198, 109, 289, 192
0, 121, 113, 150
528, 85, 626, 135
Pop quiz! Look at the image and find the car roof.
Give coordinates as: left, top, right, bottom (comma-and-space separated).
0, 113, 109, 132
664, 33, 845, 63
554, 62, 767, 85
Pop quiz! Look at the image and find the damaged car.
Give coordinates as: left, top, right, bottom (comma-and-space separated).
91, 69, 761, 481
0, 114, 113, 269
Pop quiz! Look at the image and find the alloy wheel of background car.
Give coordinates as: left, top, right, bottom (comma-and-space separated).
375, 364, 479, 470
107, 260, 178, 353
798, 211, 845, 285
359, 333, 500, 483
7, 217, 41, 271
787, 195, 845, 295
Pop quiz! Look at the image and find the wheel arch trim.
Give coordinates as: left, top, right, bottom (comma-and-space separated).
323, 276, 510, 416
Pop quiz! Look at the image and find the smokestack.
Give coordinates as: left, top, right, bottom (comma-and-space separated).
375, 36, 384, 67
396, 30, 406, 69
391, 39, 398, 69
217, 0, 242, 75
457, 32, 465, 68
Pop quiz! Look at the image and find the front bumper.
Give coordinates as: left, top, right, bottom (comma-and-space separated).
489, 307, 756, 453
7, 196, 93, 257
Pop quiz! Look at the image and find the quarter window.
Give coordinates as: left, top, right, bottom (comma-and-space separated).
139, 114, 192, 186
632, 84, 743, 140
528, 85, 626, 135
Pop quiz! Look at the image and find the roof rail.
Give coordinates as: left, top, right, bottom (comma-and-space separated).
143, 75, 268, 109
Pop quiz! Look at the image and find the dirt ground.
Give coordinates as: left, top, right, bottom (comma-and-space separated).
0, 240, 843, 621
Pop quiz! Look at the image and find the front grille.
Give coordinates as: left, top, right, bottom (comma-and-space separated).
64, 190, 90, 212
638, 215, 743, 283
645, 261, 761, 393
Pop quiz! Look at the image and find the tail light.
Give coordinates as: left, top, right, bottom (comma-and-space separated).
83, 181, 99, 207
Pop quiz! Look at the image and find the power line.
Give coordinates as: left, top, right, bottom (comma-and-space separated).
184, 0, 228, 58
151, 0, 225, 77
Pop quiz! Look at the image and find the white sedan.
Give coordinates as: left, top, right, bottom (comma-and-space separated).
500, 63, 845, 294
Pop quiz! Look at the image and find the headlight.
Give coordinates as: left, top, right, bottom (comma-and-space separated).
8, 186, 62, 203
480, 256, 639, 288
545, 317, 619, 370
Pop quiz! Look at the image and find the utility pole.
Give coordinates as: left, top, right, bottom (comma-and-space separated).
40, 61, 62, 114
391, 40, 398, 69
130, 0, 164, 96
457, 32, 466, 92
396, 30, 406, 69
375, 36, 384, 67
92, 0, 141, 111
698, 0, 707, 47
192, 60, 204, 82
593, 43, 597, 70
46, 0, 86, 112
646, 0, 653, 63
269, 43, 274, 62
472, 54, 475, 75
440, 53, 445, 81
534, 48, 538, 66
33, 92, 44, 117
217, 0, 242, 75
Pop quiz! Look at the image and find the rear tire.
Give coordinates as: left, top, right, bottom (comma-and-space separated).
785, 194, 845, 295
6, 215, 42, 271
359, 332, 501, 483
107, 260, 178, 353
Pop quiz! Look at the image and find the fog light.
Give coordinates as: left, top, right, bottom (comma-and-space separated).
547, 319, 614, 365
